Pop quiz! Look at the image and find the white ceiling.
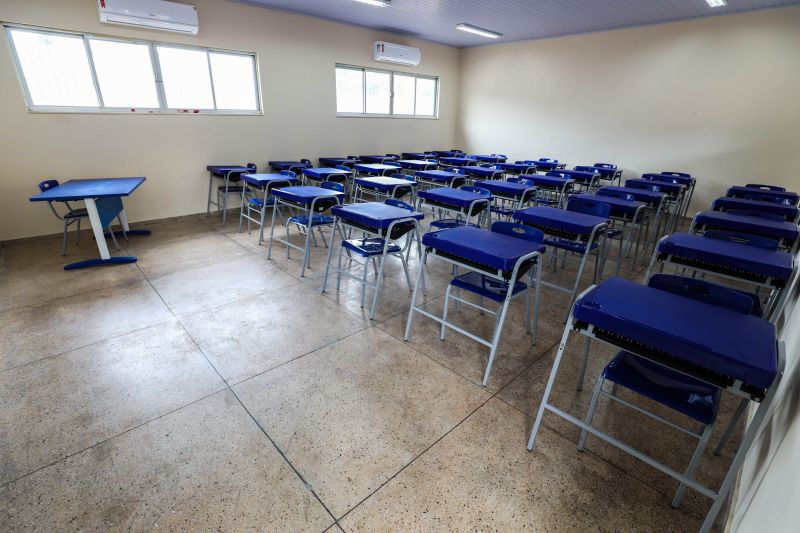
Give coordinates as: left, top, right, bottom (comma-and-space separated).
236, 0, 800, 47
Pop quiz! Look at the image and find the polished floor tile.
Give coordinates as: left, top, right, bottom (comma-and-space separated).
0, 391, 334, 532
134, 232, 252, 279
340, 398, 702, 532
233, 327, 491, 518
0, 320, 224, 485
179, 283, 367, 383
0, 281, 173, 371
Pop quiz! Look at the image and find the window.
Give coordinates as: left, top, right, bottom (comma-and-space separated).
335, 64, 438, 118
4, 24, 261, 114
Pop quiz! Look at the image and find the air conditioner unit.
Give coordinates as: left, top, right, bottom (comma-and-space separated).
98, 0, 199, 35
373, 41, 421, 67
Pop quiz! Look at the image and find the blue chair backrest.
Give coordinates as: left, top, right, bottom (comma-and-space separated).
596, 188, 635, 202
648, 274, 758, 316
246, 163, 257, 171
390, 173, 415, 182
300, 158, 312, 165
385, 198, 415, 211
451, 149, 464, 154
386, 153, 400, 158
280, 170, 296, 179
726, 209, 785, 222
705, 230, 779, 250
38, 179, 59, 193
322, 181, 345, 193
347, 155, 359, 160
491, 221, 544, 242
507, 177, 534, 187
491, 153, 507, 158
745, 183, 785, 192
566, 197, 612, 218
539, 158, 556, 163
461, 185, 491, 197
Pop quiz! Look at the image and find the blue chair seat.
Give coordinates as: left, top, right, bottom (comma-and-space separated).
249, 197, 276, 208
603, 351, 721, 425
544, 236, 599, 253
430, 218, 480, 230
64, 208, 88, 219
342, 237, 402, 257
288, 214, 334, 227
450, 271, 528, 303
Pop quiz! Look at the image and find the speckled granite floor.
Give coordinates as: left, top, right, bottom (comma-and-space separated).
0, 212, 733, 531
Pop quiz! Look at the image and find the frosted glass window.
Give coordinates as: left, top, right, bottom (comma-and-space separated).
89, 39, 159, 108
365, 70, 390, 114
415, 77, 437, 116
157, 46, 214, 109
335, 67, 363, 113
393, 74, 415, 115
210, 52, 258, 111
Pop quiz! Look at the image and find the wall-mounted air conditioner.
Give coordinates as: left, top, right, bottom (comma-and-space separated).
98, 0, 199, 35
373, 41, 421, 67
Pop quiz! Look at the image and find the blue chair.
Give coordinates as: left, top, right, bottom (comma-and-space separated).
578, 274, 760, 509
216, 163, 256, 223
430, 185, 491, 231
745, 183, 785, 192
37, 180, 90, 256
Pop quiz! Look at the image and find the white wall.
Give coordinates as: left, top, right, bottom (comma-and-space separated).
0, 0, 460, 241
457, 7, 800, 214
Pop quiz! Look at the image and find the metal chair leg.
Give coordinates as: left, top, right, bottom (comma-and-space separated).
578, 374, 605, 451
62, 221, 69, 256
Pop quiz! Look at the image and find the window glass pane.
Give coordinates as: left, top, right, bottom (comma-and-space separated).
157, 46, 214, 109
9, 29, 98, 107
209, 52, 258, 111
336, 67, 363, 113
393, 74, 415, 115
365, 70, 390, 114
415, 77, 437, 116
89, 39, 158, 108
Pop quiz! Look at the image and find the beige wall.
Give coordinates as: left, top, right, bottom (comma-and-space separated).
457, 7, 800, 213
0, 0, 460, 240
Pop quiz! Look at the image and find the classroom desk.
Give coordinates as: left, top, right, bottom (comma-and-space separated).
301, 167, 351, 184
397, 159, 438, 171
268, 160, 312, 172
473, 179, 537, 218
238, 173, 298, 244
551, 169, 600, 190
353, 176, 417, 202
525, 174, 574, 208
417, 187, 492, 227
574, 192, 646, 272
359, 154, 399, 164
469, 154, 507, 164
431, 150, 463, 157
30, 177, 148, 270
319, 157, 360, 167
527, 276, 783, 533
726, 186, 799, 206
405, 225, 545, 386
354, 163, 400, 176
712, 196, 799, 222
462, 166, 504, 181
206, 164, 254, 225
522, 159, 564, 171
438, 156, 478, 167
691, 210, 800, 251
401, 152, 437, 160
415, 169, 467, 189
496, 162, 538, 176
575, 165, 622, 185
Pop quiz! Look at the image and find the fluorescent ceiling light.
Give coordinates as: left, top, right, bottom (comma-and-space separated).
456, 23, 502, 39
353, 0, 390, 7
706, 0, 726, 7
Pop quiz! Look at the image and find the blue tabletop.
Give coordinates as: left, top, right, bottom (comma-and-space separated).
269, 161, 311, 171
419, 187, 490, 208
550, 169, 598, 183
422, 226, 545, 272
712, 196, 799, 221
573, 277, 778, 389
658, 232, 794, 282
30, 177, 146, 202
694, 210, 799, 244
302, 167, 350, 179
496, 163, 537, 173
319, 157, 359, 166
359, 155, 398, 163
272, 185, 345, 205
525, 159, 559, 170
463, 166, 504, 178
526, 175, 573, 189
514, 206, 608, 236
416, 170, 465, 183
626, 178, 684, 194
402, 152, 436, 160
431, 150, 462, 157
598, 186, 665, 206
332, 202, 423, 229
355, 177, 417, 190
643, 172, 694, 186
575, 165, 616, 178
469, 154, 507, 163
354, 163, 399, 173
241, 173, 298, 186
438, 157, 475, 166
398, 159, 437, 169
727, 186, 799, 205
474, 179, 535, 197
207, 165, 253, 176
574, 193, 644, 218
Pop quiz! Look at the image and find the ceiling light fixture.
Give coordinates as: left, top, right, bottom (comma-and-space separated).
706, 0, 726, 7
455, 23, 502, 39
353, 0, 391, 7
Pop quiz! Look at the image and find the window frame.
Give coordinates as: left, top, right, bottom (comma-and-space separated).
3, 23, 263, 115
335, 63, 439, 120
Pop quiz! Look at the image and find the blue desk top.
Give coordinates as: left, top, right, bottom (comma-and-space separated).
463, 166, 504, 178
398, 159, 437, 169
30, 177, 146, 202
354, 163, 399, 173
573, 277, 778, 389
727, 186, 799, 205
423, 226, 545, 272
575, 193, 644, 218
402, 152, 436, 160
514, 206, 608, 236
474, 179, 535, 197
575, 165, 616, 178
302, 167, 350, 179
241, 173, 297, 186
658, 232, 794, 282
526, 159, 559, 170
416, 170, 464, 183
526, 175, 573, 189
355, 177, 417, 190
418, 187, 490, 208
469, 154, 507, 163
359, 155, 398, 163
431, 150, 462, 157
268, 161, 311, 170
319, 157, 359, 166
713, 197, 799, 221
625, 178, 684, 194
272, 185, 344, 205
643, 172, 694, 186
550, 169, 598, 183
694, 210, 799, 244
207, 165, 252, 176
598, 186, 665, 206
496, 163, 537, 173
332, 202, 423, 229
438, 157, 475, 166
